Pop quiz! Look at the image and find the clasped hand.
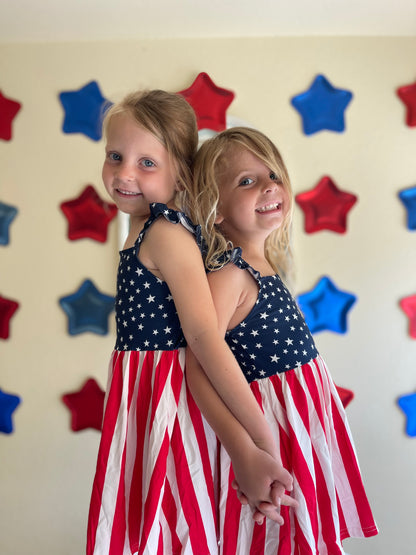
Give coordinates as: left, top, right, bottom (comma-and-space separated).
231, 445, 298, 525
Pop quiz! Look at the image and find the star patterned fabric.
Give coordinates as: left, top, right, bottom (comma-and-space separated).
115, 203, 202, 351
223, 249, 319, 383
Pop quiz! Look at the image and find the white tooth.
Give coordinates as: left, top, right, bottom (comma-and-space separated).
257, 203, 279, 212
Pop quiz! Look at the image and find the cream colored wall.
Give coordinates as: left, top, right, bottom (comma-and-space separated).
1, 37, 415, 554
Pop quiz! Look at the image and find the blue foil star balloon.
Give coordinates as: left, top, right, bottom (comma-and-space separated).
0, 389, 21, 434
297, 276, 357, 334
58, 80, 112, 141
291, 74, 353, 135
398, 186, 416, 230
397, 392, 416, 437
0, 201, 18, 245
59, 279, 115, 335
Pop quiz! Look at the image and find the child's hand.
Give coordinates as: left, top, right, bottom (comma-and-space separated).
233, 481, 298, 525
230, 445, 295, 523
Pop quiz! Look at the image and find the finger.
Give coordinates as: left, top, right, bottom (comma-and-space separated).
252, 510, 265, 525
281, 494, 298, 508
256, 502, 284, 525
270, 482, 285, 505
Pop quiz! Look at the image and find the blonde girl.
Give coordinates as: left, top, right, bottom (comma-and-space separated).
185, 127, 378, 554
87, 94, 294, 555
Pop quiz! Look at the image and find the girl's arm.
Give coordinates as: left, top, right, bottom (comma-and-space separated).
143, 219, 282, 461
186, 347, 297, 522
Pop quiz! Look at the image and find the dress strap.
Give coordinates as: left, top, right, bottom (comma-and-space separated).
221, 247, 261, 282
133, 203, 204, 255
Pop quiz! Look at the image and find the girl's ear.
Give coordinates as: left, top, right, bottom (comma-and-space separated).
214, 211, 224, 224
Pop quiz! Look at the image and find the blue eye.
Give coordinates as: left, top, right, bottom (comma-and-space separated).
142, 159, 155, 168
239, 177, 254, 186
270, 172, 277, 181
108, 152, 121, 161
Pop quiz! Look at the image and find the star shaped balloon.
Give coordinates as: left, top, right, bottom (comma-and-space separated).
397, 392, 416, 437
0, 294, 19, 339
0, 389, 21, 434
396, 81, 416, 127
295, 176, 358, 233
0, 91, 22, 141
59, 279, 115, 335
399, 294, 416, 338
60, 185, 117, 242
297, 276, 357, 334
62, 378, 105, 432
291, 74, 353, 135
58, 80, 112, 141
335, 385, 355, 408
0, 201, 18, 245
398, 185, 416, 230
178, 72, 235, 132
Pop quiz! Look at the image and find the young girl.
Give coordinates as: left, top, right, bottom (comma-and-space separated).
185, 127, 378, 554
86, 91, 295, 555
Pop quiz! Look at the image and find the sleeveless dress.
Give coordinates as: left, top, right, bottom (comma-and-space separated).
87, 204, 219, 555
217, 249, 378, 555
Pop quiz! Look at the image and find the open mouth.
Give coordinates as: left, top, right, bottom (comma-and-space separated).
256, 202, 281, 213
116, 188, 141, 197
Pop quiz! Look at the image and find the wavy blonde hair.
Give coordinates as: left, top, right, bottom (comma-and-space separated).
102, 89, 198, 207
184, 127, 294, 282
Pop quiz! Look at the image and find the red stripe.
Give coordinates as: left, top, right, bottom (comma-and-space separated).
249, 518, 265, 554
138, 431, 170, 555
109, 444, 127, 553
128, 351, 155, 551
331, 396, 377, 537
222, 465, 242, 554
271, 372, 320, 552
311, 446, 340, 553
171, 417, 212, 554
186, 386, 218, 523
157, 523, 164, 555
87, 351, 125, 554
161, 480, 182, 554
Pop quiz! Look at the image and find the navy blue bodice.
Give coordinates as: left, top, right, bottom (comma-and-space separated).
114, 203, 202, 352
223, 249, 319, 383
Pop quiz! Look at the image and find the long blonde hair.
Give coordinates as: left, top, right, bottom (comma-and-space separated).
102, 89, 198, 206
184, 127, 294, 281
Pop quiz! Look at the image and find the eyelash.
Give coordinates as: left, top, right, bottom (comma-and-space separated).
239, 177, 254, 186
108, 152, 121, 161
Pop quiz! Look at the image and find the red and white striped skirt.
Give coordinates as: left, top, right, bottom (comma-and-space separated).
217, 355, 378, 554
87, 349, 219, 555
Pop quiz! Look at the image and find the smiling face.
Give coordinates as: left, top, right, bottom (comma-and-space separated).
215, 145, 290, 245
102, 112, 178, 218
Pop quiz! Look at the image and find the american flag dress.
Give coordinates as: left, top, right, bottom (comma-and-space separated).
217, 249, 378, 555
87, 204, 219, 555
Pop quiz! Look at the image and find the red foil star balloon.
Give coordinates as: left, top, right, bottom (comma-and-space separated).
397, 81, 416, 127
178, 72, 235, 131
295, 176, 358, 233
0, 91, 22, 141
400, 294, 416, 338
0, 295, 19, 339
62, 378, 105, 432
60, 184, 118, 242
335, 385, 355, 408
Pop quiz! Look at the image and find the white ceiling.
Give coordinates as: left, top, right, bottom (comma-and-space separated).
1, 0, 416, 43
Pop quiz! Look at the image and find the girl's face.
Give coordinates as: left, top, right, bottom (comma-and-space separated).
102, 113, 178, 218
215, 146, 289, 243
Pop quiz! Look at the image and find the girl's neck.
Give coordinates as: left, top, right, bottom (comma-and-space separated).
230, 236, 275, 277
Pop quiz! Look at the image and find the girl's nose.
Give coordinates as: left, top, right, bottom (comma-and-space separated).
262, 180, 278, 193
116, 163, 135, 182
